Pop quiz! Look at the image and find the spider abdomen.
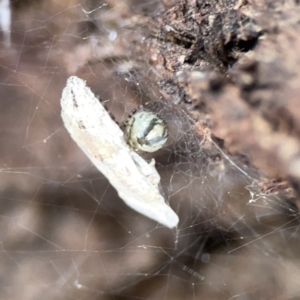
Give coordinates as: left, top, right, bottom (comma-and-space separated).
126, 110, 168, 152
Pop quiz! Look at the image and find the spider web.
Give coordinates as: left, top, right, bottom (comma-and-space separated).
1, 0, 300, 299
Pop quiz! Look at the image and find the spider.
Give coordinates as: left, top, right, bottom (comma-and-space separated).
124, 107, 168, 153
97, 92, 169, 153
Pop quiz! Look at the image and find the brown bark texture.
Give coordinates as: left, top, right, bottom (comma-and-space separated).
134, 0, 300, 201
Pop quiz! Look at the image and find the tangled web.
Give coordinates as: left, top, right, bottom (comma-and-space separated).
0, 1, 299, 299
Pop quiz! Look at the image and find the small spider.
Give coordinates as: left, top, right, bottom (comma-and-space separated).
125, 108, 168, 153
96, 94, 168, 152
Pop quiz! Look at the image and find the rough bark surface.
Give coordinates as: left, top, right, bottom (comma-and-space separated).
142, 0, 300, 200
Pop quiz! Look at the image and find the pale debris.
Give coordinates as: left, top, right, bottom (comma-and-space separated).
0, 0, 11, 47
61, 76, 179, 228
